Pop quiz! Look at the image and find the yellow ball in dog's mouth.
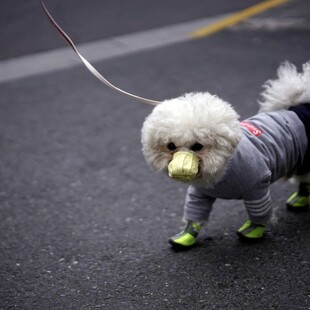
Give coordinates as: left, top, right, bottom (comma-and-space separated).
168, 151, 200, 182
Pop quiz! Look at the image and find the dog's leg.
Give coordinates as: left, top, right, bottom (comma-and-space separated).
287, 181, 310, 212
168, 185, 215, 248
237, 187, 273, 240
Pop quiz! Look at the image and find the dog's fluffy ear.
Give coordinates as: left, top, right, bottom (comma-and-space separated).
187, 92, 242, 151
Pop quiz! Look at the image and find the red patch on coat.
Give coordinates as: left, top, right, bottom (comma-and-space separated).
240, 121, 263, 137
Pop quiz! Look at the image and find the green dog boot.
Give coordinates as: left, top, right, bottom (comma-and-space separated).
237, 220, 265, 241
169, 221, 202, 248
286, 183, 310, 212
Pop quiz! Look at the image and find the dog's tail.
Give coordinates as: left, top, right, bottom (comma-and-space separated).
259, 61, 310, 112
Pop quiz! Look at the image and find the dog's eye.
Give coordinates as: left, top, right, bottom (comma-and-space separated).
167, 142, 177, 151
191, 143, 203, 151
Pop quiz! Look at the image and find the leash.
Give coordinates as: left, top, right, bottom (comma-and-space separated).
40, 0, 161, 106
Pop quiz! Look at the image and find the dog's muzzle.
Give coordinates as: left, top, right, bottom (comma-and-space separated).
168, 151, 200, 182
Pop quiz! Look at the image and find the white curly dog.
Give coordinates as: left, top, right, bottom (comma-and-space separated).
141, 61, 310, 248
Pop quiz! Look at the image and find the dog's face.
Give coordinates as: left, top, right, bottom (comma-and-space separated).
141, 92, 242, 187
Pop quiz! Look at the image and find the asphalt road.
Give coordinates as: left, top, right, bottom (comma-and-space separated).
1, 0, 310, 309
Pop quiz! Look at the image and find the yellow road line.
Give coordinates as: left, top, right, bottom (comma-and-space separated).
191, 0, 290, 38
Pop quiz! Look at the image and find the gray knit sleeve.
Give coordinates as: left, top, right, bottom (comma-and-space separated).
242, 177, 273, 224
183, 185, 216, 223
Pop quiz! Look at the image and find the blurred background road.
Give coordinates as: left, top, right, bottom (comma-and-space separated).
1, 0, 310, 309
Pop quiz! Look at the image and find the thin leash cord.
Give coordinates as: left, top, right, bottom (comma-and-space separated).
40, 0, 161, 106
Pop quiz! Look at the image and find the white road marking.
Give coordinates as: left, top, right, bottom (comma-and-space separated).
0, 15, 226, 84
0, 14, 308, 84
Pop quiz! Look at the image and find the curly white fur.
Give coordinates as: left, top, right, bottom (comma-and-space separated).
259, 61, 310, 112
141, 92, 242, 187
